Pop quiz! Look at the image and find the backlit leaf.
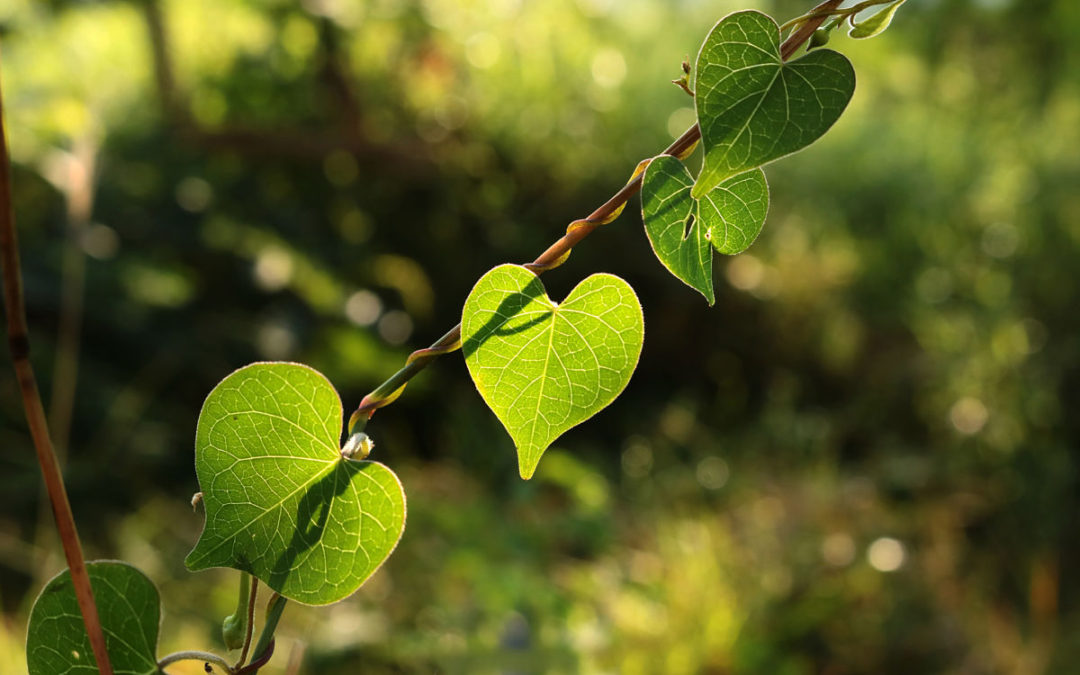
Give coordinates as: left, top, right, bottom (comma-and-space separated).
461, 265, 644, 479
185, 362, 406, 606
27, 561, 162, 675
692, 10, 855, 197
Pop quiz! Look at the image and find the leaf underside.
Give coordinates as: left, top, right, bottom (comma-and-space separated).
186, 362, 406, 606
461, 265, 644, 479
692, 9, 855, 197
642, 155, 769, 303
26, 561, 162, 675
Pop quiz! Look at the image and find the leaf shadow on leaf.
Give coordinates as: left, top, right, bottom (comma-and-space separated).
267, 463, 351, 593
653, 191, 697, 242
461, 273, 550, 357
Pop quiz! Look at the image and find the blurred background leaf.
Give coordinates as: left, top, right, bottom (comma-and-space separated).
2, 0, 1079, 673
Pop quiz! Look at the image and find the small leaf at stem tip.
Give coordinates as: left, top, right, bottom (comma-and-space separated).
185, 362, 406, 606
690, 10, 855, 197
27, 561, 162, 675
849, 0, 907, 39
461, 265, 644, 479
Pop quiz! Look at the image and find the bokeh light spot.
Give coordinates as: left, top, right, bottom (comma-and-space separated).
176, 177, 212, 212
950, 396, 988, 435
822, 533, 856, 567
867, 537, 905, 572
345, 290, 382, 326
253, 247, 294, 291
695, 456, 729, 490
378, 310, 413, 345
667, 106, 696, 139
725, 255, 765, 291
591, 48, 626, 89
466, 32, 501, 69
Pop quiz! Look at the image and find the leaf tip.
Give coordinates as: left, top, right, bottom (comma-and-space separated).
518, 453, 540, 480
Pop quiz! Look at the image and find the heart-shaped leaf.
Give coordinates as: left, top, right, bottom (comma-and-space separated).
27, 561, 162, 675
185, 362, 406, 606
642, 155, 769, 304
691, 10, 855, 197
461, 265, 644, 479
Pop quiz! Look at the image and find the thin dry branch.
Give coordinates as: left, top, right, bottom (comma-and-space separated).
0, 51, 114, 675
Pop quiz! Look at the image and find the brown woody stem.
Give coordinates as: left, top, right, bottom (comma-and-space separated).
0, 51, 114, 675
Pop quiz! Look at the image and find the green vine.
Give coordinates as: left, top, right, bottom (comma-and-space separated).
3, 1, 909, 672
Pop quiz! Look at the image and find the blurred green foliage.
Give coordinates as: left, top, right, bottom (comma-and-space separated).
1, 0, 1079, 673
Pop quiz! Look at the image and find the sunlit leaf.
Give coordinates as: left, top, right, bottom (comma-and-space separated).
26, 561, 162, 675
642, 155, 769, 303
461, 265, 644, 479
849, 0, 908, 39
692, 10, 855, 197
185, 362, 406, 606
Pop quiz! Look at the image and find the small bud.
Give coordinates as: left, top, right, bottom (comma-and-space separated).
342, 432, 375, 460
808, 28, 831, 50
671, 74, 694, 97
222, 612, 244, 651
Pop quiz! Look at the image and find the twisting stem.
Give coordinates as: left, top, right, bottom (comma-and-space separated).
347, 0, 845, 434
0, 50, 115, 675
234, 575, 259, 669
243, 592, 286, 673
158, 650, 235, 673
347, 126, 698, 433
779, 0, 894, 34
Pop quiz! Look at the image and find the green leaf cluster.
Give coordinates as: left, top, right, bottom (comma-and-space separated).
464, 10, 856, 474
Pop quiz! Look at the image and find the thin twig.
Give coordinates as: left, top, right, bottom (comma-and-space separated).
346, 0, 844, 433
234, 575, 259, 669
0, 52, 114, 675
47, 138, 96, 460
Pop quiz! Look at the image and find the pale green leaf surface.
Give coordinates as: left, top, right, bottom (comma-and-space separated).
461, 265, 644, 479
691, 10, 855, 197
642, 155, 769, 303
27, 561, 162, 675
849, 0, 907, 39
185, 362, 406, 606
